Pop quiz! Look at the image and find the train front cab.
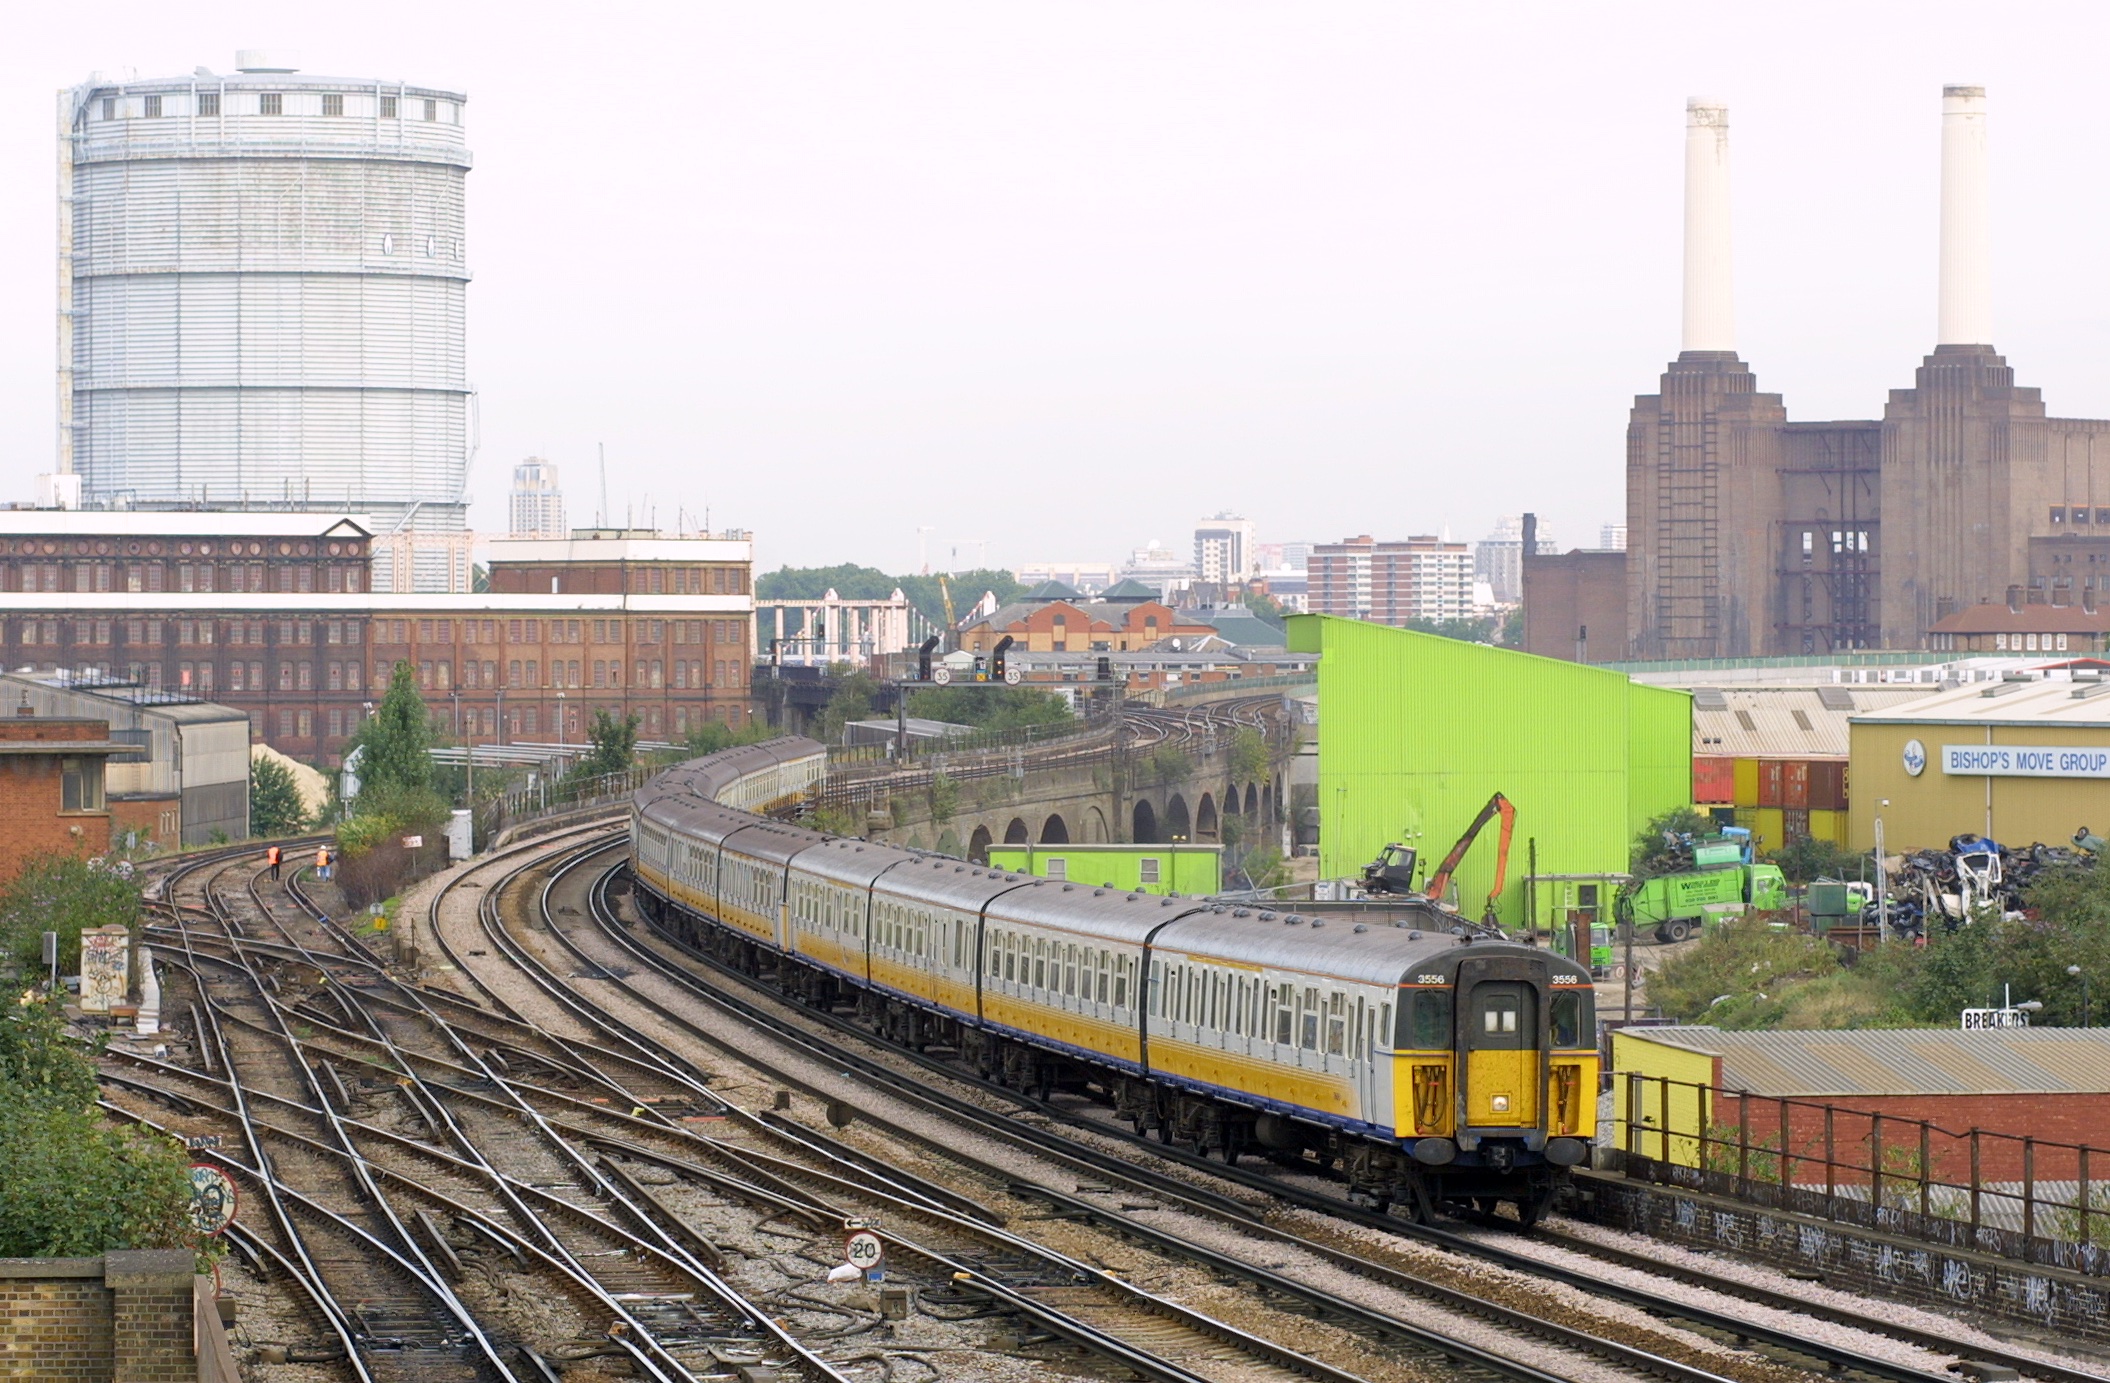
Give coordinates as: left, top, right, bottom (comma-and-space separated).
1392, 949, 1597, 1224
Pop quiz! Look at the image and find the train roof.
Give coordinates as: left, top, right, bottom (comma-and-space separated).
985, 881, 1211, 944
795, 835, 923, 886
871, 854, 1044, 911
1151, 910, 1591, 988
635, 737, 825, 813
719, 818, 825, 866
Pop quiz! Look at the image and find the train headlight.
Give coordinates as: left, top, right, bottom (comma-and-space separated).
1490, 1094, 1510, 1114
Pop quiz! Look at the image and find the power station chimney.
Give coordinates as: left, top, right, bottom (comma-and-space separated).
1938, 85, 1991, 346
1681, 98, 1734, 353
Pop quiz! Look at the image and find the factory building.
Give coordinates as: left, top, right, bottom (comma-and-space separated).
58, 53, 474, 592
1541, 88, 2110, 663
0, 512, 755, 762
1848, 670, 2110, 851
1286, 614, 1690, 928
0, 673, 249, 846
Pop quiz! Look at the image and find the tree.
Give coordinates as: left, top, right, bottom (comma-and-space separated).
1647, 914, 1841, 1025
904, 685, 1073, 732
1228, 726, 1272, 782
250, 755, 310, 836
345, 662, 435, 799
573, 709, 640, 781
1630, 806, 1716, 875
0, 852, 142, 974
683, 718, 775, 756
1241, 591, 1288, 627
1767, 835, 1869, 884
1499, 606, 1524, 646
894, 569, 1026, 627
1, 998, 196, 1257
818, 666, 879, 743
1406, 615, 1502, 644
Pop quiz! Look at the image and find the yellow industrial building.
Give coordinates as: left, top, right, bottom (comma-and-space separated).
1849, 674, 2110, 851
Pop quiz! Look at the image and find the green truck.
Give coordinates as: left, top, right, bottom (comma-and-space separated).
1624, 830, 1787, 943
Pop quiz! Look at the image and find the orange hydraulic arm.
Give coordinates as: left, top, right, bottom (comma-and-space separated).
1422, 792, 1517, 921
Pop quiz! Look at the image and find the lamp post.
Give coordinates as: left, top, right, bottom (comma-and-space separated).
557, 691, 568, 757
2070, 964, 2093, 1028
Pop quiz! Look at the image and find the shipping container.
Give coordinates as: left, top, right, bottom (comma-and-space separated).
1733, 758, 1761, 807
1758, 760, 1784, 808
1732, 806, 1759, 833
1749, 807, 1785, 855
1783, 760, 1810, 809
1693, 756, 1736, 805
1783, 807, 1811, 844
1808, 760, 1849, 812
1807, 809, 1848, 846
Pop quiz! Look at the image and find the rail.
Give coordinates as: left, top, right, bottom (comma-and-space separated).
1612, 1070, 2110, 1274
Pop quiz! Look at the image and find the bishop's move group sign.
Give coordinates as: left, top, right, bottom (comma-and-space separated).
1942, 744, 2110, 778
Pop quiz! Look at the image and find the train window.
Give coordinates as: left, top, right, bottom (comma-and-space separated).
1063, 947, 1075, 998
1272, 985, 1294, 1044
1034, 941, 1046, 990
1403, 991, 1453, 1049
1097, 957, 1109, 1004
955, 921, 964, 967
1148, 961, 1161, 1015
1551, 990, 1594, 1047
1485, 1006, 1516, 1034
1113, 960, 1126, 1009
1005, 935, 1016, 982
1326, 993, 1347, 1055
1351, 999, 1364, 1055
1300, 987, 1321, 1050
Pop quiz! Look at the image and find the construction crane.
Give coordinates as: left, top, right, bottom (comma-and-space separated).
1363, 792, 1517, 925
935, 572, 957, 629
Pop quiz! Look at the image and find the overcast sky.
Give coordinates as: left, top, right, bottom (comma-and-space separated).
5, 2, 2110, 575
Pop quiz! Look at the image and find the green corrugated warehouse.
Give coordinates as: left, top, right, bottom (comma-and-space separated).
1285, 615, 1692, 928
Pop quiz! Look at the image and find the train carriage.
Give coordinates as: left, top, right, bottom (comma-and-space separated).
976, 884, 1172, 1091
630, 740, 1599, 1225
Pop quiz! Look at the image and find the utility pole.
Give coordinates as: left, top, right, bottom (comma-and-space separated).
598, 442, 609, 528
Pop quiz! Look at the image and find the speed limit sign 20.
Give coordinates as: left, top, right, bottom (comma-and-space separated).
845, 1229, 884, 1278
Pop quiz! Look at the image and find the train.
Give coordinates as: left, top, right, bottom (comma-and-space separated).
627, 737, 1599, 1224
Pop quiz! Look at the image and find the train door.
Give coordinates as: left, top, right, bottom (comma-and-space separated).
1463, 982, 1538, 1127
1354, 991, 1391, 1129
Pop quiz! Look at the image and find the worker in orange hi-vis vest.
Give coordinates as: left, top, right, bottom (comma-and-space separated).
316, 845, 332, 882
266, 844, 282, 881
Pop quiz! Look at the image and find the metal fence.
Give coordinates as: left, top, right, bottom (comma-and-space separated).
1612, 1071, 2110, 1274
826, 710, 1118, 770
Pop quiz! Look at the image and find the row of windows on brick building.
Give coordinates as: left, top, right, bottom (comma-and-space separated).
8, 563, 363, 593
282, 698, 742, 746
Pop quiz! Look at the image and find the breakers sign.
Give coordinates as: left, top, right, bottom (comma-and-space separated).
1942, 744, 2110, 778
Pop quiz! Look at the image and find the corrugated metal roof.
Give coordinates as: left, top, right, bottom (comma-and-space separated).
1627, 1025, 2110, 1096
1689, 685, 1926, 757
1851, 676, 2110, 729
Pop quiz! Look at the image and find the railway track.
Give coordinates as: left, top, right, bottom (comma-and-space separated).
574, 836, 2105, 1383
116, 839, 852, 1382
449, 829, 1949, 1383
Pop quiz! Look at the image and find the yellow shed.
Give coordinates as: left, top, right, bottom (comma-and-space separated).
1610, 1026, 1721, 1168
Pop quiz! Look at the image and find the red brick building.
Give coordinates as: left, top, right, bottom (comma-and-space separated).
959, 581, 1215, 655
0, 712, 120, 880
0, 514, 755, 762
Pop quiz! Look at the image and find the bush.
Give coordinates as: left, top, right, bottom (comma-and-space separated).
0, 851, 141, 975
334, 781, 449, 909
0, 999, 195, 1256
1631, 806, 1715, 875
1647, 914, 1840, 1026
904, 685, 1073, 733
1768, 835, 1869, 885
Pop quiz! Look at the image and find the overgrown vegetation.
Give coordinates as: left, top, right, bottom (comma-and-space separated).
904, 685, 1072, 733
571, 709, 640, 782
249, 754, 311, 836
682, 719, 776, 756
756, 564, 1027, 629
1406, 615, 1508, 645
1650, 858, 2110, 1029
0, 851, 141, 975
817, 666, 880, 743
1228, 727, 1272, 782
0, 998, 194, 1256
1630, 806, 1715, 875
1766, 835, 1870, 885
336, 662, 449, 907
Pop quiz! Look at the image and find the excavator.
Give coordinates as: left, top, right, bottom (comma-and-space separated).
1361, 792, 1516, 925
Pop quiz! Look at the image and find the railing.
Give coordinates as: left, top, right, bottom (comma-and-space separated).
1155, 672, 1316, 703
489, 763, 656, 839
826, 710, 1117, 770
1612, 1071, 2110, 1274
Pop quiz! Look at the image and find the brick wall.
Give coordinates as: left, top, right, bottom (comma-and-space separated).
0, 755, 111, 884
1714, 1091, 2110, 1183
0, 1261, 113, 1380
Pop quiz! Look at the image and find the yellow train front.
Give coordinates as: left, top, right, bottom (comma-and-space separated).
1139, 907, 1598, 1225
